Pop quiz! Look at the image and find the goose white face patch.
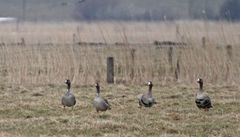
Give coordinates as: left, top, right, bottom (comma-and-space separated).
197, 78, 200, 82
148, 81, 151, 85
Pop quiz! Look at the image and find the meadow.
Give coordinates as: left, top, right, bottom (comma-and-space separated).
0, 21, 240, 136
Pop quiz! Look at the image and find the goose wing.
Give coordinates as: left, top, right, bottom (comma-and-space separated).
140, 94, 153, 107
103, 98, 111, 109
195, 94, 212, 109
94, 96, 111, 111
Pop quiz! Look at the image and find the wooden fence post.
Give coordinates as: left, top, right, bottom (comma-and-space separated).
175, 56, 180, 81
20, 37, 25, 46
176, 24, 180, 40
202, 37, 206, 48
168, 47, 173, 71
226, 45, 232, 60
107, 57, 114, 83
73, 33, 76, 45
130, 49, 135, 80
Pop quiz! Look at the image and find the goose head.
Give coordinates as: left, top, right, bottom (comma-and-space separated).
147, 81, 153, 92
65, 79, 71, 89
197, 78, 203, 84
147, 81, 153, 87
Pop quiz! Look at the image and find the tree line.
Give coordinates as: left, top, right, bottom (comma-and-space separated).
73, 0, 240, 21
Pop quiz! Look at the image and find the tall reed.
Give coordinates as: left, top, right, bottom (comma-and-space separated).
0, 21, 239, 86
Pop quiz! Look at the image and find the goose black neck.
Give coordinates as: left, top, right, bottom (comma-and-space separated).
67, 83, 71, 90
148, 85, 152, 92
199, 82, 203, 90
96, 86, 100, 96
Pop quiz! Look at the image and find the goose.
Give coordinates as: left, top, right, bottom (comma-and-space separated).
62, 79, 76, 109
195, 78, 212, 111
138, 81, 156, 108
93, 83, 111, 112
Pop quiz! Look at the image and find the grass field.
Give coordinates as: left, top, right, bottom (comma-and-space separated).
0, 21, 240, 136
0, 83, 240, 137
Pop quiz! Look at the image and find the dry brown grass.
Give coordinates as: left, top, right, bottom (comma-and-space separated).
0, 21, 240, 136
0, 21, 240, 85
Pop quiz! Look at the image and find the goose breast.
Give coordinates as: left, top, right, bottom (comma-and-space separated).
62, 93, 76, 107
138, 94, 155, 107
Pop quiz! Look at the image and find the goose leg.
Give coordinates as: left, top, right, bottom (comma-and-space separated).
138, 101, 142, 108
